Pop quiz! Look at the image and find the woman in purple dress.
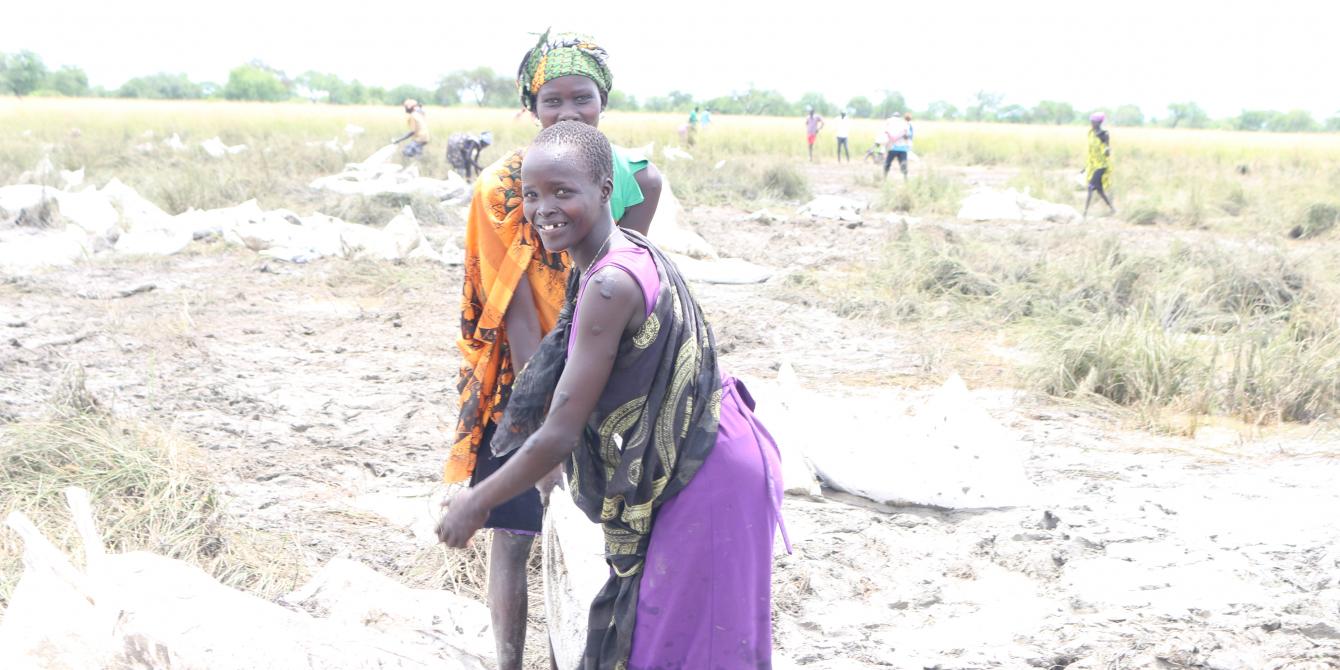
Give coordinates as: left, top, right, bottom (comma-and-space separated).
437, 121, 785, 670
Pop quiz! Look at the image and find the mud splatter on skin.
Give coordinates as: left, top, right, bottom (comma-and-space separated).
551, 391, 570, 409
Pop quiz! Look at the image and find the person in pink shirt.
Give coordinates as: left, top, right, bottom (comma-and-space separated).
805, 106, 825, 161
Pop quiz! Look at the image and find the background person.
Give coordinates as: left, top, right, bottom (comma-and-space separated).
805, 106, 825, 161
391, 98, 430, 158
1085, 112, 1116, 219
446, 130, 494, 180
884, 112, 913, 180
835, 110, 851, 162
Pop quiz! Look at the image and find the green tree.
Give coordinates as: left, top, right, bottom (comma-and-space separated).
457, 67, 513, 107
345, 80, 374, 105
385, 84, 433, 106
1232, 109, 1276, 131
45, 65, 89, 97
1165, 102, 1208, 128
118, 73, 203, 99
1112, 104, 1144, 127
296, 71, 355, 103
1267, 109, 1318, 133
606, 90, 639, 111
966, 90, 1003, 121
733, 88, 791, 116
666, 90, 694, 112
797, 92, 835, 116
1031, 100, 1075, 125
996, 104, 1031, 123
873, 90, 907, 119
434, 72, 465, 105
924, 100, 959, 121
1, 50, 48, 97
223, 64, 288, 101
703, 95, 742, 115
1326, 114, 1340, 132
846, 96, 874, 118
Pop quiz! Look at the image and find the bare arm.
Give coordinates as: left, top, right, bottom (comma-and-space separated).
616, 162, 663, 236
502, 271, 543, 370
438, 266, 642, 546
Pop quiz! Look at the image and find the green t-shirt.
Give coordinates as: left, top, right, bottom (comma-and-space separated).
610, 145, 648, 223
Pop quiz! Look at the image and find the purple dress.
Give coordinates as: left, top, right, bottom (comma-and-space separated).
571, 246, 787, 669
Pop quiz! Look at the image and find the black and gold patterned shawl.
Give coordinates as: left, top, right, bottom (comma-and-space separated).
491, 231, 721, 669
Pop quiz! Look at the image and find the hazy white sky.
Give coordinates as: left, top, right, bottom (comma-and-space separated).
8, 0, 1338, 118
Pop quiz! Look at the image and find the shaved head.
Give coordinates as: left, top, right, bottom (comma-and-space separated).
529, 120, 613, 186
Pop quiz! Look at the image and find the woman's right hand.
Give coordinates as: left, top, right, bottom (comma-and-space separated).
436, 489, 488, 548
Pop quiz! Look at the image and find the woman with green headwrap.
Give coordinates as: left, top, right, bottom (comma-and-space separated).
446, 30, 662, 670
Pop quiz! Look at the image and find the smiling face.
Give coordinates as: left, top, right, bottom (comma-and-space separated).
534, 75, 604, 128
521, 144, 612, 252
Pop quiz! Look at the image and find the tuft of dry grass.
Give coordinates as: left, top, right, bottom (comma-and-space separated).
0, 368, 304, 607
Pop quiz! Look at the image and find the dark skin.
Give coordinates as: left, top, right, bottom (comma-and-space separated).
392, 103, 421, 144
439, 142, 645, 548
478, 76, 656, 667
458, 139, 489, 179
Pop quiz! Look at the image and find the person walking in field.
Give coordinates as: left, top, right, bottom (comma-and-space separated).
1084, 112, 1116, 219
835, 111, 851, 162
445, 29, 662, 670
884, 112, 913, 180
805, 107, 824, 161
392, 99, 430, 158
686, 106, 700, 147
446, 131, 493, 180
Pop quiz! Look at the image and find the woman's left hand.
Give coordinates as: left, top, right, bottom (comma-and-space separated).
436, 489, 487, 548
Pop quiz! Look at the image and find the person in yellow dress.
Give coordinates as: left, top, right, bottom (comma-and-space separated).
1084, 112, 1116, 219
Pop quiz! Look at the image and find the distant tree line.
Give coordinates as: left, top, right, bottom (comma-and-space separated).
4, 50, 1338, 133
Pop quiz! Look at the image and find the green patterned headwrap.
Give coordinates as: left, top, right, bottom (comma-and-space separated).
516, 29, 613, 112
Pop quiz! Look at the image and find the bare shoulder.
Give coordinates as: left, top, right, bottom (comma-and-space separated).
634, 161, 662, 189
576, 264, 644, 332
583, 264, 641, 303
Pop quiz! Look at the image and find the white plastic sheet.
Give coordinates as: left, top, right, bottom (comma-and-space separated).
543, 487, 607, 670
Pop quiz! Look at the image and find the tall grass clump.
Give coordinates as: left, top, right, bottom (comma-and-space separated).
1032, 314, 1207, 411
776, 226, 1340, 423
875, 171, 962, 214
662, 158, 811, 205
0, 369, 302, 606
1288, 202, 1338, 239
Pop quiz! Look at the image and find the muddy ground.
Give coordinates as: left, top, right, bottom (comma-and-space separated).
2, 160, 1338, 669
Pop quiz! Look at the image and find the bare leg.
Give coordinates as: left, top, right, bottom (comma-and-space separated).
1097, 187, 1115, 213
488, 531, 535, 670
1084, 188, 1094, 220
